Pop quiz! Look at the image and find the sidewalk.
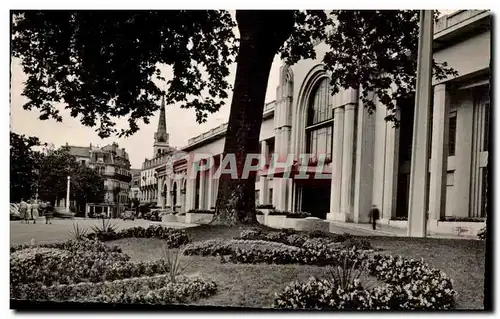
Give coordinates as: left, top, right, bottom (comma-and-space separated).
327, 220, 481, 240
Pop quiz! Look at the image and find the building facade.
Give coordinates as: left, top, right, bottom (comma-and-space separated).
140, 96, 177, 206
66, 142, 132, 217
155, 10, 491, 227
129, 169, 141, 205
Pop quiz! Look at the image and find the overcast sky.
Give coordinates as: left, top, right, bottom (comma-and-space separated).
10, 10, 458, 169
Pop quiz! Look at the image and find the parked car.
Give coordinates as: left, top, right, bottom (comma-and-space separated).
122, 210, 135, 221
10, 203, 20, 220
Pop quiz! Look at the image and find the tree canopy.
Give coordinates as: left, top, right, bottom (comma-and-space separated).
37, 146, 104, 207
10, 132, 44, 202
12, 10, 456, 137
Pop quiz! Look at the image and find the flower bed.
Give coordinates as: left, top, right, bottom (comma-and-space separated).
10, 243, 171, 288
10, 239, 217, 305
84, 225, 190, 248
235, 229, 371, 251
273, 254, 456, 310
13, 274, 217, 304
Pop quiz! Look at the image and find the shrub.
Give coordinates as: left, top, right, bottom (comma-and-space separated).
274, 254, 456, 310
340, 237, 372, 250
183, 239, 232, 257
267, 210, 288, 216
85, 225, 190, 248
162, 247, 192, 283
183, 239, 301, 257
440, 217, 485, 222
187, 209, 215, 214
13, 274, 217, 304
239, 228, 262, 240
89, 277, 217, 304
10, 240, 170, 288
478, 226, 486, 240
286, 234, 307, 247
285, 211, 311, 219
69, 223, 89, 241
256, 204, 275, 209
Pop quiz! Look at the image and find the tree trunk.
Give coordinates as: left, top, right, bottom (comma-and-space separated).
210, 10, 295, 225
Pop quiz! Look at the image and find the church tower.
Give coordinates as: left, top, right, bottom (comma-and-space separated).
153, 95, 170, 157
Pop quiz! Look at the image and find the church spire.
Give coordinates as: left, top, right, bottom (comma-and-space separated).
156, 95, 167, 141
153, 95, 169, 157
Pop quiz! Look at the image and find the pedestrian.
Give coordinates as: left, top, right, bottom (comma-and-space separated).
369, 205, 380, 230
31, 199, 39, 224
45, 201, 54, 224
19, 198, 28, 224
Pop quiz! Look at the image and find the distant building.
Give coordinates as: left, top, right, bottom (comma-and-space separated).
129, 168, 141, 205
154, 10, 490, 235
139, 96, 177, 206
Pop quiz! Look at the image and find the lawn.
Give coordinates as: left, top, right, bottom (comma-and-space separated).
105, 225, 485, 310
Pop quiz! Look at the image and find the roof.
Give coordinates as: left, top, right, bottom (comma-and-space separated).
67, 146, 90, 158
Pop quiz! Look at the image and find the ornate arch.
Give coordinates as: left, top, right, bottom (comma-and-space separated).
293, 64, 330, 155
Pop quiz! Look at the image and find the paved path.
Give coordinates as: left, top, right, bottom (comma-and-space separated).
326, 220, 480, 240
10, 218, 195, 246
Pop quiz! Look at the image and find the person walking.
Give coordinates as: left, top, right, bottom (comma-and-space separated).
369, 205, 380, 230
19, 198, 28, 223
30, 199, 39, 224
44, 201, 54, 224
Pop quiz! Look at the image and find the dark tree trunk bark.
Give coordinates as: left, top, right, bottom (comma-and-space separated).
210, 10, 295, 225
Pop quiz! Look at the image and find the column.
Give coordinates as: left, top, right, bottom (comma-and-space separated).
165, 180, 172, 208
353, 96, 376, 223
327, 107, 344, 220
207, 160, 215, 209
453, 94, 474, 217
259, 140, 269, 205
198, 163, 206, 210
382, 117, 400, 221
429, 84, 450, 222
185, 178, 194, 211
158, 177, 164, 208
340, 104, 355, 218
176, 181, 182, 212
408, 10, 433, 237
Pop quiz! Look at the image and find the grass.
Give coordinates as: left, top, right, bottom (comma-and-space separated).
105, 225, 485, 310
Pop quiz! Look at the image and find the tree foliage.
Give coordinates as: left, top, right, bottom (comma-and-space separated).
12, 11, 237, 138
280, 10, 457, 123
12, 10, 457, 137
72, 164, 105, 208
10, 132, 44, 202
38, 146, 104, 206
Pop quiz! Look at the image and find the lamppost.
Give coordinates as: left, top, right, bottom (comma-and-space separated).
66, 176, 71, 213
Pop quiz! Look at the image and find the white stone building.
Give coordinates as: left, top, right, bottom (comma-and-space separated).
153, 10, 490, 231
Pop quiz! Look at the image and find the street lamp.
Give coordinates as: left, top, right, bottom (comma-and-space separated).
66, 175, 71, 213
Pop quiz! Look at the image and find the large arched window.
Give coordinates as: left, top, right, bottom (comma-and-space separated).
306, 78, 333, 162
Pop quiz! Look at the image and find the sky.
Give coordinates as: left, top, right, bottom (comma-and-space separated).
9, 10, 459, 169
9, 17, 282, 169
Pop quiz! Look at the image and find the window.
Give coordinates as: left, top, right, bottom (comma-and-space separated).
268, 188, 273, 205
448, 111, 457, 156
255, 190, 260, 205
306, 78, 333, 160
